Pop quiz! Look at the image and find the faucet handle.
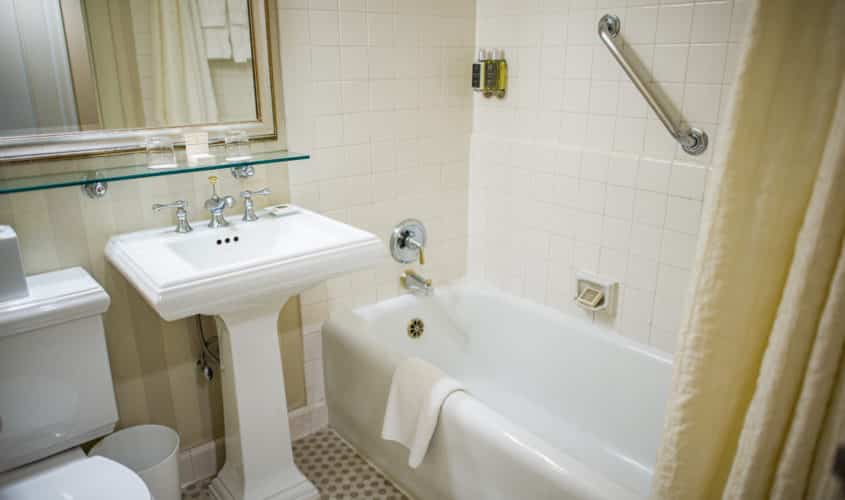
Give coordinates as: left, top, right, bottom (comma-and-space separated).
152, 200, 192, 233
152, 200, 187, 212
207, 175, 220, 199
405, 236, 425, 265
390, 219, 427, 265
240, 187, 271, 199
240, 188, 270, 222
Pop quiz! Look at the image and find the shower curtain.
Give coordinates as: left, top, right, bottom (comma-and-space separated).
651, 0, 845, 499
150, 0, 219, 126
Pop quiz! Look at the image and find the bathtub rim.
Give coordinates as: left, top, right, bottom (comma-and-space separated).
345, 280, 673, 366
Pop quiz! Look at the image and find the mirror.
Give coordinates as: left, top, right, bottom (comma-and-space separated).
0, 0, 278, 160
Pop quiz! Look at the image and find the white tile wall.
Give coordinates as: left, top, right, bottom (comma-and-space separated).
469, 0, 751, 353
278, 0, 475, 415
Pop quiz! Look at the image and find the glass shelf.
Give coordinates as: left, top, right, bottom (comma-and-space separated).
0, 149, 309, 195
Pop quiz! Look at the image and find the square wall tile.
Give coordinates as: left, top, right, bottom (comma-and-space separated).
691, 2, 732, 43
634, 189, 667, 226
685, 44, 727, 84
310, 11, 340, 45
665, 196, 702, 234
604, 185, 635, 219
655, 4, 693, 44
636, 158, 671, 193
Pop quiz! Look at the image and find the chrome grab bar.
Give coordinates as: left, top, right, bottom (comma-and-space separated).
598, 14, 708, 156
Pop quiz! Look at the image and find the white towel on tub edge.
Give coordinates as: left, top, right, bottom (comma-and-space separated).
381, 357, 465, 468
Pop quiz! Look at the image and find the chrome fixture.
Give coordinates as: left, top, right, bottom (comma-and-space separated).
401, 270, 433, 296
80, 172, 109, 200
152, 200, 193, 233
390, 219, 427, 264
204, 176, 235, 228
598, 14, 708, 156
240, 187, 271, 221
231, 165, 256, 179
81, 180, 108, 199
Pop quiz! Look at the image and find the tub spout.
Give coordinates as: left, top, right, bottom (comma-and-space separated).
401, 270, 433, 296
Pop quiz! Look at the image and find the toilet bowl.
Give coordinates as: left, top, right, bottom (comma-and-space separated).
0, 267, 151, 500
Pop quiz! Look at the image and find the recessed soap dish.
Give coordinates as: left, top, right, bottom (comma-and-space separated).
576, 286, 604, 309
574, 271, 617, 313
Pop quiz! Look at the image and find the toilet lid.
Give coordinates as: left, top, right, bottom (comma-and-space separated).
0, 456, 150, 500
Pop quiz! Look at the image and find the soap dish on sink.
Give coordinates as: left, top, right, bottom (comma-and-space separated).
269, 204, 299, 217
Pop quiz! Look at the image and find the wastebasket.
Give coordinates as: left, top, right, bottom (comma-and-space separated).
89, 424, 181, 500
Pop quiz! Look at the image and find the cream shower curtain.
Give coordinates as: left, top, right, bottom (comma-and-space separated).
150, 0, 219, 126
651, 0, 845, 499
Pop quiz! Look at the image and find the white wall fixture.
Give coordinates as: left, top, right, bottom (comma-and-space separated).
574, 271, 618, 314
105, 206, 385, 500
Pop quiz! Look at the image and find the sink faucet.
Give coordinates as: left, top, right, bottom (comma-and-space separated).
152, 200, 193, 233
204, 176, 235, 228
240, 187, 271, 221
401, 270, 433, 296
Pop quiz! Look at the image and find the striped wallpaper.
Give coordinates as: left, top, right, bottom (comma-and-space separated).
0, 149, 304, 450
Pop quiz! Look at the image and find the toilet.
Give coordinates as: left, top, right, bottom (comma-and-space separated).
0, 267, 151, 500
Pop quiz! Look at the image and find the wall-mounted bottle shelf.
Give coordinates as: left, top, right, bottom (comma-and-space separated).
0, 149, 309, 196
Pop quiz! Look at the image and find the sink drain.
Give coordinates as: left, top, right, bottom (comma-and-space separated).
407, 318, 424, 338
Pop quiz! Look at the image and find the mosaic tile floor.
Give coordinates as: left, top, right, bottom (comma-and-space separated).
182, 477, 212, 499
182, 429, 408, 500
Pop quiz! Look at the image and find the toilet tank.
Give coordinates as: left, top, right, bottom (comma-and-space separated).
0, 267, 116, 473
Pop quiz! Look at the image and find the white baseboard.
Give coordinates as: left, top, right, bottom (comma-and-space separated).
179, 438, 224, 487
289, 402, 328, 441
179, 403, 329, 487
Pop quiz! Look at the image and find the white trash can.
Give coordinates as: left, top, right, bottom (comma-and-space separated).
90, 425, 181, 500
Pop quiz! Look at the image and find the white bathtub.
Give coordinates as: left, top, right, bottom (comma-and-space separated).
322, 283, 672, 499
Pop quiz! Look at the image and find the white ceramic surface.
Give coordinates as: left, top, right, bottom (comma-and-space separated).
105, 206, 384, 321
0, 451, 150, 500
0, 268, 116, 473
323, 283, 673, 500
106, 206, 385, 500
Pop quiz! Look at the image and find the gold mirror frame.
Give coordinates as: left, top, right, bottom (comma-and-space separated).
0, 0, 279, 163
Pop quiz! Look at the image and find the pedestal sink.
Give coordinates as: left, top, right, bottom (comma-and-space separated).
105, 206, 385, 500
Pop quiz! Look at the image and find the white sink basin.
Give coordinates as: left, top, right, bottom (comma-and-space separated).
106, 207, 384, 321
106, 206, 385, 500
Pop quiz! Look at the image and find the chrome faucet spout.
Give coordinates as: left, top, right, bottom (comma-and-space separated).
204, 176, 235, 228
401, 270, 433, 296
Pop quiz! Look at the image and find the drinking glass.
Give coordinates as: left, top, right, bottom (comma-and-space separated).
146, 137, 177, 169
224, 130, 252, 161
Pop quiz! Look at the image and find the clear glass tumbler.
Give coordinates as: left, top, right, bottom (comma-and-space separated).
146, 136, 177, 169
224, 130, 252, 161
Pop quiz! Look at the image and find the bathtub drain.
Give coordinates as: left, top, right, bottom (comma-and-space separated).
407, 318, 424, 338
